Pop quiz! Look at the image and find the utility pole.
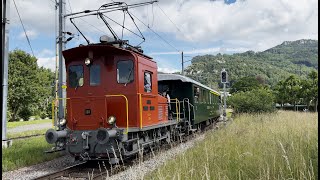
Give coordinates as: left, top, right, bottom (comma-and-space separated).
2, 0, 12, 148
57, 0, 66, 128
181, 51, 184, 75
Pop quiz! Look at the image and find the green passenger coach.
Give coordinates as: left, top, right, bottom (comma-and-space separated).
158, 74, 221, 128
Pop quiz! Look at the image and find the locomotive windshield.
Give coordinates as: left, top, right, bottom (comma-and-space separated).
69, 65, 84, 88
117, 60, 134, 84
89, 64, 101, 86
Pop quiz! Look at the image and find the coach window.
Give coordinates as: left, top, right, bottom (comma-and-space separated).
144, 71, 152, 93
69, 65, 83, 88
117, 60, 134, 84
194, 87, 200, 103
202, 89, 206, 103
90, 64, 100, 86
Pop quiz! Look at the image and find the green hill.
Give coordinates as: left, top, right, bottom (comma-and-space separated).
184, 39, 318, 89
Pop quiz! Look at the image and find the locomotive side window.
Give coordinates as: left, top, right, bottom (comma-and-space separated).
90, 64, 101, 86
69, 65, 84, 88
117, 60, 134, 84
144, 72, 152, 93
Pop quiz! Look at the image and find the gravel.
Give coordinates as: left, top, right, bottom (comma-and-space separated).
8, 123, 52, 134
108, 133, 206, 180
2, 155, 77, 180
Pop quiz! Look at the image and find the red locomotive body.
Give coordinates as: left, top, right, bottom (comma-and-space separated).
45, 43, 174, 163
63, 44, 168, 131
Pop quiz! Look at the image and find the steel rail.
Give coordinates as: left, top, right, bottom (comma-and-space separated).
33, 161, 87, 180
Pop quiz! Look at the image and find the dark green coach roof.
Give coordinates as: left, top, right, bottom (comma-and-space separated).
158, 74, 220, 96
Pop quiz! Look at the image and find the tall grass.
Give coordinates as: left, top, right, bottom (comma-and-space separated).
147, 111, 318, 179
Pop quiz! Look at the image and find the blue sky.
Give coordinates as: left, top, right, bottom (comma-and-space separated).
9, 0, 318, 73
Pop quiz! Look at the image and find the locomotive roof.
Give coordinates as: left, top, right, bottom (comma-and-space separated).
63, 43, 155, 63
158, 74, 220, 95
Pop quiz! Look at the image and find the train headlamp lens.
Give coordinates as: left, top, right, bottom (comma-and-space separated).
107, 116, 116, 125
59, 118, 67, 126
84, 58, 91, 66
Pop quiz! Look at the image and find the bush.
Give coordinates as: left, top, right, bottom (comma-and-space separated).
18, 108, 33, 121
228, 88, 275, 113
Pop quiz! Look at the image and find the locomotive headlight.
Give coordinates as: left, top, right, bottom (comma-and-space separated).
107, 116, 116, 125
59, 118, 67, 126
84, 58, 91, 66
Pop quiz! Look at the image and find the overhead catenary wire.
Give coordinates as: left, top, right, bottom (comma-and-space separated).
13, 0, 35, 57
130, 12, 180, 52
48, 0, 108, 40
155, 2, 197, 51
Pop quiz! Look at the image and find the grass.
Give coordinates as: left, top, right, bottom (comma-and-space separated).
2, 136, 61, 172
146, 111, 318, 180
7, 119, 52, 129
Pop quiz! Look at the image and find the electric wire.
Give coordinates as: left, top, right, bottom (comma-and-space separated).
155, 2, 197, 51
67, 0, 73, 14
13, 0, 35, 57
130, 12, 180, 52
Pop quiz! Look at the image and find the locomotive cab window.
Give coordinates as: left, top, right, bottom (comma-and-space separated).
144, 71, 152, 93
69, 65, 84, 88
117, 60, 134, 84
90, 64, 101, 86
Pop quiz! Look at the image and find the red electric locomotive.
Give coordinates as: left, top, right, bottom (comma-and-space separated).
46, 37, 177, 163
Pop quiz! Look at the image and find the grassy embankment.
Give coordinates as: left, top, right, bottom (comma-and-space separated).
2, 136, 60, 172
3, 119, 59, 172
147, 111, 318, 179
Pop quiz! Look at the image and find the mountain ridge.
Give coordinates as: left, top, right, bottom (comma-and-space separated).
183, 39, 318, 89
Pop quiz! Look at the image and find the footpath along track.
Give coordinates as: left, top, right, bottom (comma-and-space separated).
34, 119, 227, 180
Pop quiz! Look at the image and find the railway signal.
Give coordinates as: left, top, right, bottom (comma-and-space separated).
221, 69, 228, 83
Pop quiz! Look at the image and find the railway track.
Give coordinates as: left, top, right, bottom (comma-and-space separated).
34, 120, 224, 180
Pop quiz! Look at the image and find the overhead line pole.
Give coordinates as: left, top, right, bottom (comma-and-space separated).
2, 0, 11, 147
58, 0, 66, 127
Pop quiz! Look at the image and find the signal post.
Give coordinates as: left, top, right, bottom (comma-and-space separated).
221, 68, 228, 121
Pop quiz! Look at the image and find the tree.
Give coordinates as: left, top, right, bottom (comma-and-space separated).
230, 76, 262, 94
274, 80, 288, 108
228, 88, 275, 113
283, 75, 302, 110
7, 50, 54, 121
307, 70, 318, 111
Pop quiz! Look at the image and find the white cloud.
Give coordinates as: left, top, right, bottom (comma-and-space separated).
150, 0, 318, 51
149, 47, 249, 55
37, 57, 56, 72
158, 67, 180, 73
37, 49, 55, 57
10, 0, 318, 71
18, 30, 38, 39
